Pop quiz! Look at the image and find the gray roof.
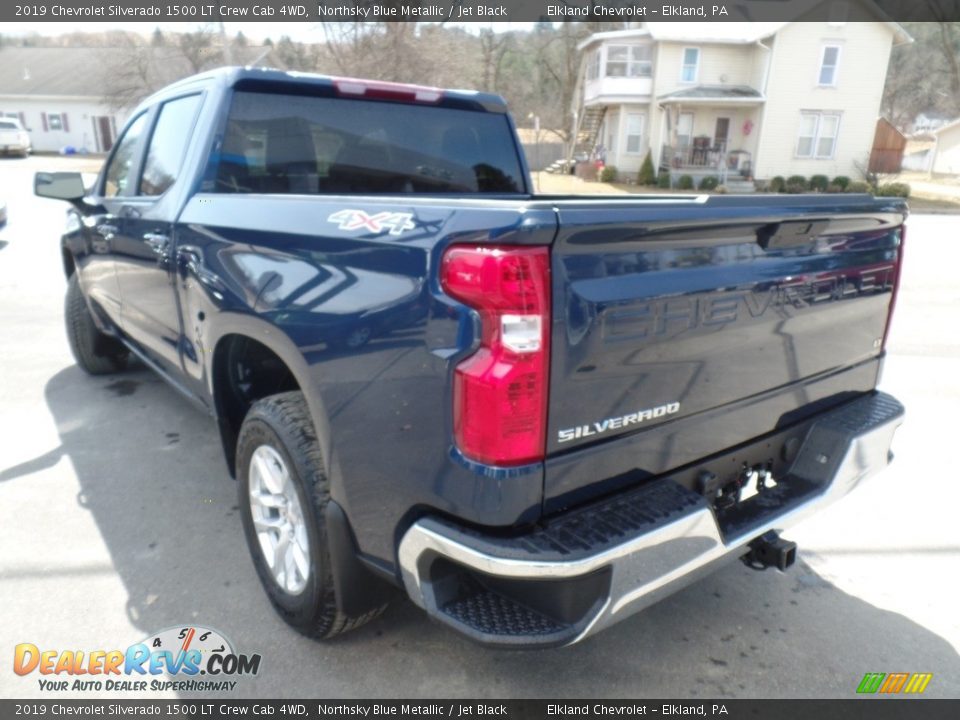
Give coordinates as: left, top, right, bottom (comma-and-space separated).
0, 47, 110, 96
0, 46, 279, 104
658, 85, 763, 101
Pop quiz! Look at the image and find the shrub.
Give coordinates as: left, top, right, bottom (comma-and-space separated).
785, 182, 806, 194
809, 174, 829, 192
698, 176, 719, 191
825, 183, 845, 193
769, 176, 786, 193
876, 182, 911, 198
657, 172, 671, 189
677, 174, 694, 190
846, 181, 873, 193
599, 165, 618, 183
831, 175, 851, 190
637, 151, 656, 185
714, 185, 729, 194
786, 175, 808, 190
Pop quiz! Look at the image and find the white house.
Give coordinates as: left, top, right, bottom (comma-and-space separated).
0, 47, 130, 153
0, 44, 279, 154
912, 112, 952, 134
576, 14, 911, 185
931, 119, 960, 175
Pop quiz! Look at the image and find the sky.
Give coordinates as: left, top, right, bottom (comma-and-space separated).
4, 21, 535, 43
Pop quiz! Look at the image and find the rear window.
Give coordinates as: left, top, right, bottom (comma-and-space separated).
211, 90, 525, 195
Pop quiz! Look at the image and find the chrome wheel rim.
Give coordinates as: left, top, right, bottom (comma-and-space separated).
248, 445, 310, 595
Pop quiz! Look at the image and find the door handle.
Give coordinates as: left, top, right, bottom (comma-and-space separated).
143, 232, 171, 258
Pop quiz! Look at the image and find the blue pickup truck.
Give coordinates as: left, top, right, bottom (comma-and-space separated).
36, 67, 906, 648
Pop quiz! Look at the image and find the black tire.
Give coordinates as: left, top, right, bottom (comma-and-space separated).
65, 274, 129, 375
236, 391, 386, 639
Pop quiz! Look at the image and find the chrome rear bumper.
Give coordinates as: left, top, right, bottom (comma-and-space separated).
398, 392, 904, 647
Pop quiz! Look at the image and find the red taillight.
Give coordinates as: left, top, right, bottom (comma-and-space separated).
441, 245, 551, 466
882, 223, 906, 350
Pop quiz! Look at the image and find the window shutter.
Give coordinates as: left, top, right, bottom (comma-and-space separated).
19, 112, 26, 128
62, 112, 69, 132
41, 112, 48, 132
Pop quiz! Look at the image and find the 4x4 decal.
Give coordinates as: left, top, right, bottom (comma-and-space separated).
327, 209, 416, 236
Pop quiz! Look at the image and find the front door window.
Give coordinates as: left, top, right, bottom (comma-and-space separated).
677, 113, 694, 148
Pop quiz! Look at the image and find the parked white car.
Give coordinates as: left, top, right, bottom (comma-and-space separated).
0, 118, 31, 157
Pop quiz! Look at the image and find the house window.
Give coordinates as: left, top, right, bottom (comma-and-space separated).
47, 113, 63, 131
587, 50, 600, 81
681, 48, 700, 83
625, 113, 645, 154
606, 45, 652, 78
796, 112, 841, 159
818, 46, 841, 86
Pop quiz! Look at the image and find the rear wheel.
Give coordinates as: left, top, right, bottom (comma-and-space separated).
65, 274, 128, 375
236, 391, 386, 639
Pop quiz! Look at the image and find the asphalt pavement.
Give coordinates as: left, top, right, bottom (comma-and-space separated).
1, 155, 958, 699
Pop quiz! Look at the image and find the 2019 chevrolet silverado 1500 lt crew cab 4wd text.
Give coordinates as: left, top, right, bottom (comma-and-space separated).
35, 68, 906, 648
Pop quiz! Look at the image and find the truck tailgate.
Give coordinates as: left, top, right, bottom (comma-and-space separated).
545, 195, 905, 510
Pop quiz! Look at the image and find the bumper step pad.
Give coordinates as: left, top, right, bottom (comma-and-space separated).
442, 587, 566, 638
399, 391, 905, 647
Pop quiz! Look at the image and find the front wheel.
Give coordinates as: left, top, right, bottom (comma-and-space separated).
236, 391, 386, 639
64, 274, 128, 375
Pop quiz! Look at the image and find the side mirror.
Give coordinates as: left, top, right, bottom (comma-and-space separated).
34, 172, 86, 202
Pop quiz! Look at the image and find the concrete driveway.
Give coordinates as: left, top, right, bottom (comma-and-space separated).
1, 155, 958, 699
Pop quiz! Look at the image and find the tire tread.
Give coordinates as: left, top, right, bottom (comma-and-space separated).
239, 391, 386, 640
65, 274, 127, 375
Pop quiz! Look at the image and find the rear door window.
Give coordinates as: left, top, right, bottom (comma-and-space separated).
212, 90, 525, 195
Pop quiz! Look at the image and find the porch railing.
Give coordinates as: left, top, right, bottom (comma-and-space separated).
661, 142, 726, 169
660, 144, 752, 180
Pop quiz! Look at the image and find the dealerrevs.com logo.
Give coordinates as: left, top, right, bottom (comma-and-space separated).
13, 626, 261, 693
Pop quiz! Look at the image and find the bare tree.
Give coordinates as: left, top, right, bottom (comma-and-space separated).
533, 23, 591, 144
99, 35, 155, 111
883, 19, 960, 129
933, 20, 960, 114
477, 27, 509, 92
177, 27, 220, 73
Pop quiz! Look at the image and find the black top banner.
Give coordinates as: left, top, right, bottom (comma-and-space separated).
5, 0, 960, 24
